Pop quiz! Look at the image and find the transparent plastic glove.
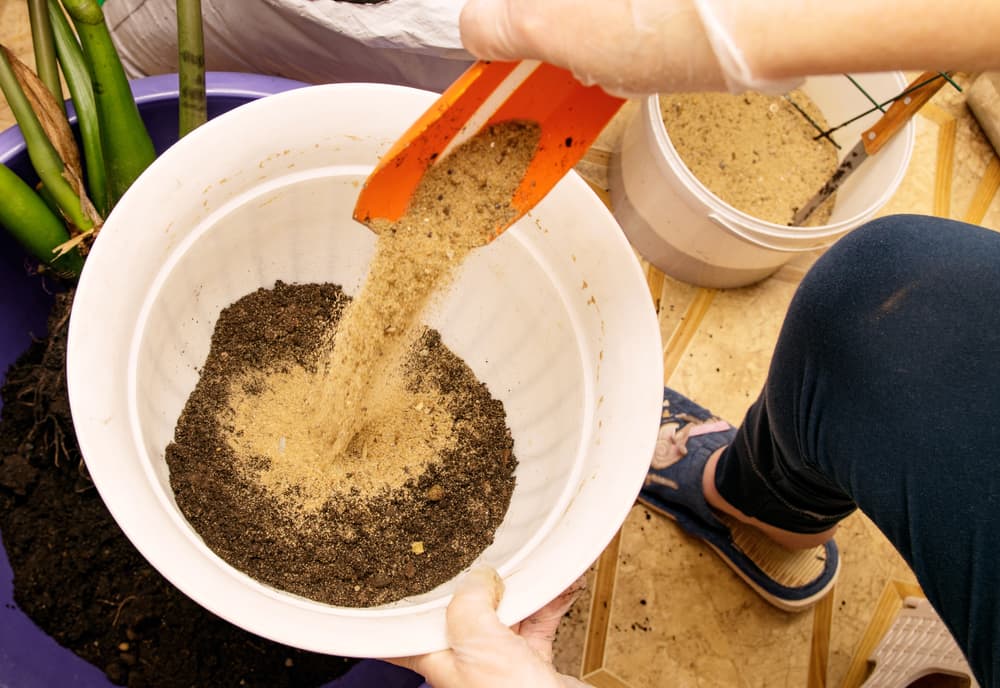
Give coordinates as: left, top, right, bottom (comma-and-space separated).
389, 568, 587, 688
459, 0, 800, 96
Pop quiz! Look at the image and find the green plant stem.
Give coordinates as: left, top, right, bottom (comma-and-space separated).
48, 0, 107, 214
35, 180, 62, 216
61, 0, 155, 208
0, 163, 84, 277
176, 0, 206, 137
0, 47, 94, 231
27, 0, 63, 109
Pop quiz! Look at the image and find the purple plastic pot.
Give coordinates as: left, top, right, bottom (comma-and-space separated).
0, 71, 422, 688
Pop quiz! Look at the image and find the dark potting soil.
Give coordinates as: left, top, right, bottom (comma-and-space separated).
167, 281, 517, 607
0, 292, 357, 687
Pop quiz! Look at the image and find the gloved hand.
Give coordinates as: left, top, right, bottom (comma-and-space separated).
458, 0, 800, 96
389, 568, 587, 688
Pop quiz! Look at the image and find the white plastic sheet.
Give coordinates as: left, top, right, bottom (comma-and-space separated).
104, 0, 473, 92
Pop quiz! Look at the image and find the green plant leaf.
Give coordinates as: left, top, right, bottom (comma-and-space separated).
0, 163, 84, 277
177, 0, 206, 137
49, 0, 107, 214
7, 47, 84, 183
0, 45, 97, 232
61, 0, 155, 208
27, 0, 63, 109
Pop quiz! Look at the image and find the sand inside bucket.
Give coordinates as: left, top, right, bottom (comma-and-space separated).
659, 90, 838, 226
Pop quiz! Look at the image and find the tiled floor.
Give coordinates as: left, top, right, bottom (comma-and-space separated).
3, 5, 999, 686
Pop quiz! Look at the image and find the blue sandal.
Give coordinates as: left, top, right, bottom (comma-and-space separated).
638, 387, 839, 612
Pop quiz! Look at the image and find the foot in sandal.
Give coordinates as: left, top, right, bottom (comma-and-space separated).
638, 386, 839, 612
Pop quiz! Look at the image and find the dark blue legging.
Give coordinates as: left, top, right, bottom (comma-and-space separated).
715, 215, 1000, 686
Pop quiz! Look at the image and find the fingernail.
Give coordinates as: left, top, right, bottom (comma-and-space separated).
461, 567, 504, 607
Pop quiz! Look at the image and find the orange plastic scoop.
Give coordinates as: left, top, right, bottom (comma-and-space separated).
353, 60, 625, 240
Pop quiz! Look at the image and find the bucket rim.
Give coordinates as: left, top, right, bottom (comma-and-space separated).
642, 72, 913, 243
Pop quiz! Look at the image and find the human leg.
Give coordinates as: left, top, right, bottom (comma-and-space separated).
714, 214, 1000, 685
702, 448, 838, 550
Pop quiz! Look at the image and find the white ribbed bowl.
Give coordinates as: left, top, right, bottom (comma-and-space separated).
67, 84, 662, 657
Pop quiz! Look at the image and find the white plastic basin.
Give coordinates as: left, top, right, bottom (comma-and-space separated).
66, 84, 662, 657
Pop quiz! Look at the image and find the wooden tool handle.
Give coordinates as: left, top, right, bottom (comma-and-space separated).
862, 72, 949, 155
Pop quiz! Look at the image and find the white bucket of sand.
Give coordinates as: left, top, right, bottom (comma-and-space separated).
609, 72, 913, 288
66, 84, 662, 657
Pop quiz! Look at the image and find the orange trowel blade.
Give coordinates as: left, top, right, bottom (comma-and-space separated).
353, 60, 625, 238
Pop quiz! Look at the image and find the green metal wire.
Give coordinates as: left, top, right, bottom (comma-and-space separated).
845, 74, 887, 114
782, 94, 841, 148
791, 72, 963, 147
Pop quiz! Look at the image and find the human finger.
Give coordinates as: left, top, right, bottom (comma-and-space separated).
517, 577, 586, 662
